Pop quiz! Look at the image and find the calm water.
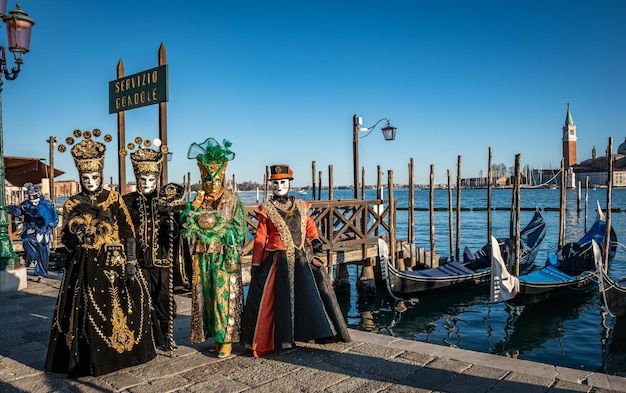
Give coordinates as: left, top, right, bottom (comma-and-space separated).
239, 187, 626, 376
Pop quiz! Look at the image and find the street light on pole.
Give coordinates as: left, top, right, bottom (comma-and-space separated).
0, 2, 35, 270
352, 114, 396, 199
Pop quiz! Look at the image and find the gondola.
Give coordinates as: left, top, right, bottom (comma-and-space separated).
491, 202, 617, 306
596, 253, 626, 317
381, 208, 546, 299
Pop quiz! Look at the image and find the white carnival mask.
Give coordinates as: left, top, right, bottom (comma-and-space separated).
139, 173, 158, 195
272, 179, 290, 197
80, 171, 102, 193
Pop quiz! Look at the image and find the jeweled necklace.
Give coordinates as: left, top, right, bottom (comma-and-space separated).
272, 196, 292, 211
86, 188, 103, 204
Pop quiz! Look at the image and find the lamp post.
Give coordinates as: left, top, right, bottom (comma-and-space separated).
352, 114, 396, 199
0, 2, 35, 270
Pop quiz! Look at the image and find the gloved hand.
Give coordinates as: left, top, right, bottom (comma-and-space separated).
311, 257, 324, 268
192, 191, 205, 208
125, 261, 137, 281
312, 238, 324, 254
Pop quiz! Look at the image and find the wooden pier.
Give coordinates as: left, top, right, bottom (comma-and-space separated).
241, 198, 393, 267
240, 196, 433, 294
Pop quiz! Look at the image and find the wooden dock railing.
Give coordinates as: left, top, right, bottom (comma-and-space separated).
241, 198, 393, 270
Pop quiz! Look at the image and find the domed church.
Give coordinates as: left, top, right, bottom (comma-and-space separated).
572, 136, 626, 187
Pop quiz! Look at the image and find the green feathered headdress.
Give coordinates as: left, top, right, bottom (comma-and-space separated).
187, 138, 235, 165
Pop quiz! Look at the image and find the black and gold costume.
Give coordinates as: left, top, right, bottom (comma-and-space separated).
123, 183, 185, 350
45, 129, 156, 378
45, 189, 156, 377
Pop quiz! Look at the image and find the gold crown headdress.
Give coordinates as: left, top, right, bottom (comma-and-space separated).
57, 129, 113, 173
120, 136, 169, 177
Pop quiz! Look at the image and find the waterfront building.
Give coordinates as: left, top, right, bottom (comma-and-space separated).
558, 104, 626, 188
562, 104, 577, 168
562, 104, 577, 188
572, 138, 626, 187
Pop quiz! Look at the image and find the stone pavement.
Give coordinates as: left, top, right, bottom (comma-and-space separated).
2, 269, 626, 393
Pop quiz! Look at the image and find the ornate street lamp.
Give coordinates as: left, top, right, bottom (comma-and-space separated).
381, 123, 396, 141
352, 114, 397, 199
0, 2, 35, 270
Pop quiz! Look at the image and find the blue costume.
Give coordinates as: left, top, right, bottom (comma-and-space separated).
8, 183, 59, 278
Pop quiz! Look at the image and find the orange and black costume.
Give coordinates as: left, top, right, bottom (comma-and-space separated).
240, 196, 350, 357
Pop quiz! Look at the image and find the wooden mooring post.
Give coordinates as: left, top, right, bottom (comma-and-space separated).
408, 159, 416, 267
447, 170, 453, 262
455, 155, 461, 261
558, 158, 566, 248
487, 147, 492, 242
604, 137, 613, 270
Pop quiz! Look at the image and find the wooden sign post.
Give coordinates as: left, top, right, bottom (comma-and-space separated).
108, 43, 169, 193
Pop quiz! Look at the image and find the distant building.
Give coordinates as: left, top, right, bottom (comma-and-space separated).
562, 104, 577, 188
459, 176, 510, 188
572, 138, 626, 187
562, 103, 577, 168
455, 105, 625, 189
54, 180, 81, 199
558, 104, 626, 188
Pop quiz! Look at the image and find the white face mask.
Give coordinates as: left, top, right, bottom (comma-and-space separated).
80, 171, 102, 193
272, 179, 290, 197
139, 173, 158, 195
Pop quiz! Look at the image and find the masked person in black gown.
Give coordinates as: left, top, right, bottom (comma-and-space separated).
45, 129, 156, 378
122, 137, 186, 353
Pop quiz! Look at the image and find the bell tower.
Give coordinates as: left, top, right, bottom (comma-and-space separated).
562, 103, 577, 168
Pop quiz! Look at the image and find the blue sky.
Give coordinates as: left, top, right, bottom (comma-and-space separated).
3, 0, 625, 188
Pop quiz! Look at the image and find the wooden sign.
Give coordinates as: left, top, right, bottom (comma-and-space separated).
108, 65, 168, 113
